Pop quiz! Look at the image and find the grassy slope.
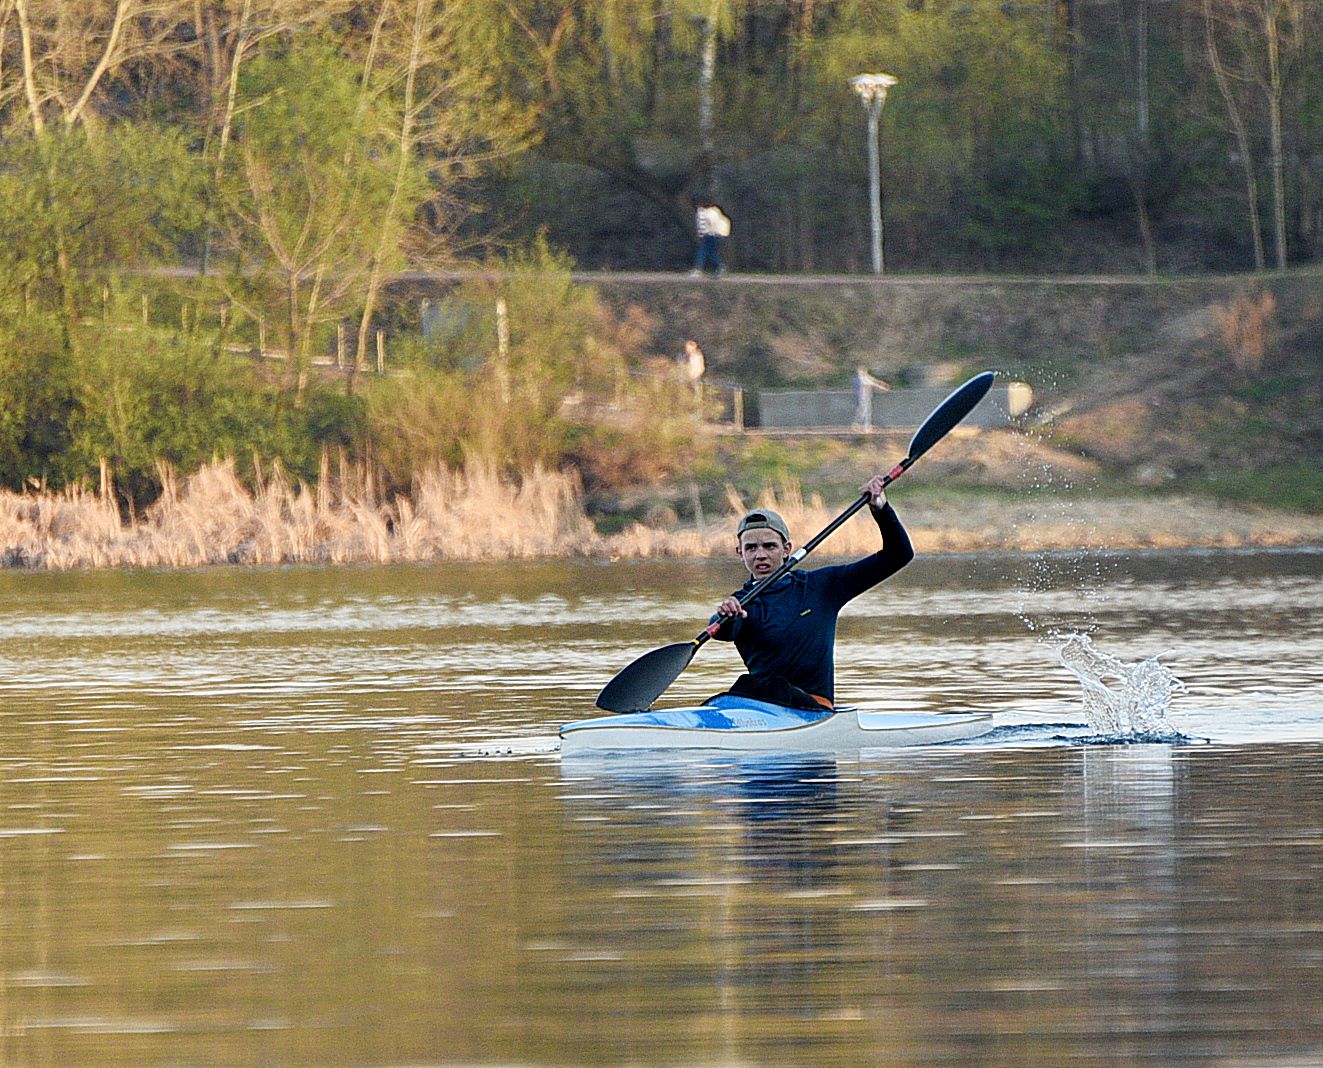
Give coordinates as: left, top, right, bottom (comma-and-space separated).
589, 270, 1323, 518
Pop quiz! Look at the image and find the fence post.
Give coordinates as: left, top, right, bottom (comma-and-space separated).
733, 387, 744, 431
336, 323, 346, 369
376, 330, 385, 373
496, 298, 510, 360
495, 297, 510, 402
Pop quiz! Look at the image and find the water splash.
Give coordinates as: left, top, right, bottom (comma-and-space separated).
1005, 416, 1116, 636
1057, 633, 1187, 737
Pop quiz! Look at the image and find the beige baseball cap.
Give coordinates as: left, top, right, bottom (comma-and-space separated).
736, 508, 790, 542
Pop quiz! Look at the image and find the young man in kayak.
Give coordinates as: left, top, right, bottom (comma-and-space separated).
711, 474, 912, 710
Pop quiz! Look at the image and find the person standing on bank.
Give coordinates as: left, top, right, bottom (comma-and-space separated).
680, 338, 706, 399
691, 199, 731, 276
710, 473, 912, 710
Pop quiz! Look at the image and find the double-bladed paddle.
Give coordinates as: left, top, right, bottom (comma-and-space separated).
595, 370, 998, 713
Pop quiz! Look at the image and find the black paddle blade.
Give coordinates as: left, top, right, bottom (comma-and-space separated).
907, 371, 996, 462
596, 641, 698, 712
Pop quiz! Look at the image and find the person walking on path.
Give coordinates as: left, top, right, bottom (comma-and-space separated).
691, 199, 731, 276
708, 474, 913, 710
853, 366, 891, 430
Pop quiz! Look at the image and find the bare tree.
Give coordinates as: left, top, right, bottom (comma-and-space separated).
8, 0, 193, 131
191, 0, 349, 273
348, 0, 538, 377
214, 37, 395, 404
1201, 0, 1267, 269
1198, 0, 1315, 270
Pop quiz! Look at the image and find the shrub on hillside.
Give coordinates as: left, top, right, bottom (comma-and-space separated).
69, 322, 361, 509
1214, 289, 1277, 372
362, 242, 709, 493
564, 362, 714, 491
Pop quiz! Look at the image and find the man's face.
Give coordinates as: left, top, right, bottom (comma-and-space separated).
737, 528, 790, 579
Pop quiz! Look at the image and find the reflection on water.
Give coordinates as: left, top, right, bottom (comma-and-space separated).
551, 746, 1322, 1066
0, 550, 1320, 1065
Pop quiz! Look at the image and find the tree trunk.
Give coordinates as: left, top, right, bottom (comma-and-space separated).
355, 0, 424, 381
1203, 0, 1266, 270
201, 0, 253, 275
1134, 0, 1149, 141
698, 4, 717, 196
1060, 0, 1086, 169
1131, 168, 1158, 275
1264, 3, 1288, 269
63, 0, 135, 127
287, 272, 303, 399
296, 265, 326, 408
14, 0, 44, 134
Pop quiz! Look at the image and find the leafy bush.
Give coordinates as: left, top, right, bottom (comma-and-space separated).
360, 366, 474, 495
364, 239, 710, 493
68, 322, 361, 508
0, 124, 203, 330
565, 383, 713, 492
0, 313, 75, 489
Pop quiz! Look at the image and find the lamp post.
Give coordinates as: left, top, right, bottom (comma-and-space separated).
850, 72, 898, 275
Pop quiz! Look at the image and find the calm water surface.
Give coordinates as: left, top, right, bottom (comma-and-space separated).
0, 549, 1321, 1066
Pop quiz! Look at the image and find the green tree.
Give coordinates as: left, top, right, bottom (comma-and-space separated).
0, 123, 203, 350
189, 0, 351, 274
503, 0, 809, 240
0, 312, 74, 490
497, 0, 1076, 271
805, 1, 1072, 266
217, 38, 398, 403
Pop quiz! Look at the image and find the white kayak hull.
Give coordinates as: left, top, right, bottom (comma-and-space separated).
560, 693, 993, 754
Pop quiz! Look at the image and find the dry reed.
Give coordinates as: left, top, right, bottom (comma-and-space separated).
0, 458, 604, 569
3, 464, 1322, 571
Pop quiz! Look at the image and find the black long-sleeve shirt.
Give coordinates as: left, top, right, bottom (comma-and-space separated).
713, 503, 913, 703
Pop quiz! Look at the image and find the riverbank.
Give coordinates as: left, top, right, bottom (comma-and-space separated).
3, 458, 1320, 571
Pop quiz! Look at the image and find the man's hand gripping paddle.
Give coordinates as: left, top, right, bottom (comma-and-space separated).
595, 371, 997, 713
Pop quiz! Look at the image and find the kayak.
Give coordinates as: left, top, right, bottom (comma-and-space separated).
559, 693, 994, 754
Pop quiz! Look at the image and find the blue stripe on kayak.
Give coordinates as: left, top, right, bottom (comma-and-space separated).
563, 693, 835, 734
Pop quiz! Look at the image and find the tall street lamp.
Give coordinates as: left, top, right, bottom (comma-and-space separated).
850, 72, 898, 275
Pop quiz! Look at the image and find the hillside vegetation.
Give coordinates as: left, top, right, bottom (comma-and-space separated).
587, 269, 1323, 517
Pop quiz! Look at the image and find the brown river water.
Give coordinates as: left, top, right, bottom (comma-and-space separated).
0, 548, 1320, 1066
